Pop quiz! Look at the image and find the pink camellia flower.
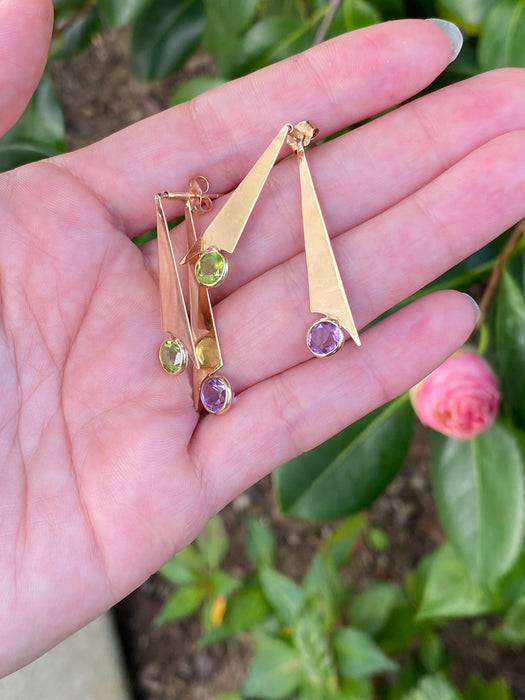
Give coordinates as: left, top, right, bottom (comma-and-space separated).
410, 349, 500, 440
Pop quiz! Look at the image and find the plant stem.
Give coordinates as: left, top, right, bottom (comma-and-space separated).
313, 0, 341, 44
477, 218, 525, 324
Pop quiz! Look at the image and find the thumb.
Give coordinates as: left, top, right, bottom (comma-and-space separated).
0, 0, 53, 137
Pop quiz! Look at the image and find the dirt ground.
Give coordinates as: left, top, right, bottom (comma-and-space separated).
49, 28, 525, 700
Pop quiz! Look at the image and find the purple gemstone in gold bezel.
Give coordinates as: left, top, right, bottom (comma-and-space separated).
306, 318, 344, 357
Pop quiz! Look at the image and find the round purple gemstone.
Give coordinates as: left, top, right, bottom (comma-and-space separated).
307, 319, 344, 357
200, 375, 233, 415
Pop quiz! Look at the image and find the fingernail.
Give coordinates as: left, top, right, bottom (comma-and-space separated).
427, 18, 463, 62
462, 293, 481, 321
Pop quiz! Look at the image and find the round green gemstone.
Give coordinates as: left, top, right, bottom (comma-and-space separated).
159, 338, 188, 374
195, 249, 228, 287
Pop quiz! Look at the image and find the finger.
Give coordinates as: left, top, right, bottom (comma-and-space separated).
210, 129, 525, 391
58, 19, 456, 233
191, 290, 476, 513
141, 67, 525, 298
0, 0, 53, 136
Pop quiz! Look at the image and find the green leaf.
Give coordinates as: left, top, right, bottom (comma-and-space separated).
160, 544, 206, 585
375, 602, 419, 656
260, 567, 305, 624
492, 595, 525, 643
292, 610, 338, 695
400, 674, 462, 700
232, 16, 306, 76
303, 551, 346, 628
273, 395, 413, 520
204, 0, 258, 36
478, 0, 525, 70
0, 142, 59, 172
417, 544, 496, 621
214, 693, 242, 700
494, 268, 525, 427
322, 514, 365, 565
341, 677, 374, 699
497, 551, 525, 608
436, 0, 494, 32
420, 632, 444, 674
349, 582, 404, 636
225, 585, 270, 633
334, 627, 397, 679
132, 0, 205, 80
210, 571, 240, 597
431, 422, 525, 584
2, 73, 64, 150
196, 515, 229, 571
246, 516, 276, 570
464, 674, 512, 700
242, 636, 302, 699
99, 0, 153, 27
155, 584, 205, 624
53, 7, 102, 58
171, 76, 226, 106
328, 0, 381, 37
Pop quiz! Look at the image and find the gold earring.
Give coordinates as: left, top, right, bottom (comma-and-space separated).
286, 121, 361, 356
183, 122, 360, 357
156, 179, 233, 415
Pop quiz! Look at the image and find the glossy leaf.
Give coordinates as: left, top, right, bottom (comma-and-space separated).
431, 423, 524, 584
273, 396, 413, 520
328, 0, 381, 37
132, 0, 205, 80
155, 584, 205, 624
2, 73, 64, 150
242, 637, 302, 699
99, 0, 152, 27
196, 515, 229, 571
400, 674, 462, 700
349, 582, 404, 636
202, 0, 259, 70
260, 567, 304, 624
171, 76, 226, 106
0, 143, 59, 172
53, 7, 101, 58
418, 544, 495, 621
232, 16, 307, 76
334, 627, 397, 679
436, 0, 494, 32
494, 268, 525, 427
478, 0, 525, 70
245, 516, 276, 570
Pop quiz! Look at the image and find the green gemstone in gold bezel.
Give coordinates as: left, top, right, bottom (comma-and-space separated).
159, 337, 188, 374
195, 249, 228, 287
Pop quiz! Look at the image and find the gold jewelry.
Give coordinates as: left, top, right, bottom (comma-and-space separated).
183, 122, 360, 358
286, 121, 361, 354
156, 179, 232, 414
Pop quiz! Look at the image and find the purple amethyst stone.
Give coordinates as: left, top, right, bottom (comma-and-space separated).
200, 375, 232, 414
307, 319, 344, 357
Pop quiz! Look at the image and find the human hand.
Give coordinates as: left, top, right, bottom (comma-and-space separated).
1, 0, 525, 675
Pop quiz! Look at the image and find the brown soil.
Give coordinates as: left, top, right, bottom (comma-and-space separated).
49, 28, 525, 700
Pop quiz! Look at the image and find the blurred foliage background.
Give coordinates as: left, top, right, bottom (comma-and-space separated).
2, 0, 525, 171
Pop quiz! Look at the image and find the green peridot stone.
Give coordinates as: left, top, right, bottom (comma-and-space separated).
159, 338, 188, 374
195, 249, 228, 287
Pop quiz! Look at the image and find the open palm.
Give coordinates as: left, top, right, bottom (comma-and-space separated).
2, 0, 525, 675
